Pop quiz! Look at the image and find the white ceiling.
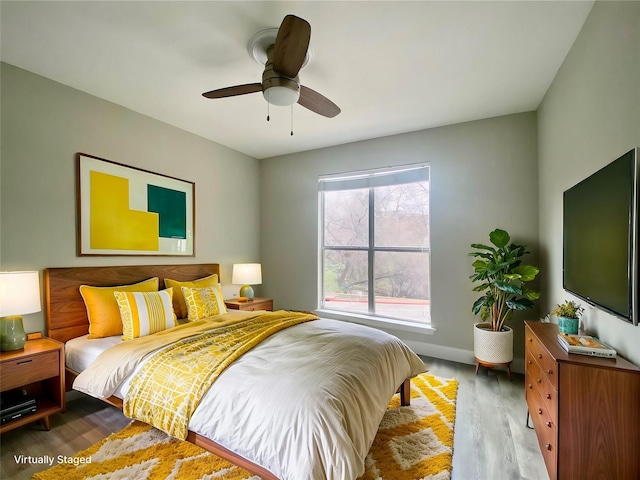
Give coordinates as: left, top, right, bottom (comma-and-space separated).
1, 1, 594, 159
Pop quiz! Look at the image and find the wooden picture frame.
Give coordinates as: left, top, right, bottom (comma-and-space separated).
77, 153, 195, 256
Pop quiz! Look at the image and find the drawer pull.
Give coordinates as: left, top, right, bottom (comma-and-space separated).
528, 384, 532, 389
17, 359, 33, 365
537, 378, 542, 384
546, 394, 551, 399
547, 421, 553, 428
547, 369, 553, 374
528, 338, 532, 342
538, 353, 542, 359
538, 408, 543, 415
545, 443, 552, 451
528, 360, 532, 365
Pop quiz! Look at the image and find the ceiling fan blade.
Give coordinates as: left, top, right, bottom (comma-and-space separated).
298, 86, 341, 118
272, 15, 311, 78
202, 83, 262, 99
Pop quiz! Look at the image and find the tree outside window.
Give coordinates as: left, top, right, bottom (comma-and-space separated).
320, 165, 430, 324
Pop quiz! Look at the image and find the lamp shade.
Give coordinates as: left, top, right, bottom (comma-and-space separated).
0, 271, 42, 317
232, 264, 262, 286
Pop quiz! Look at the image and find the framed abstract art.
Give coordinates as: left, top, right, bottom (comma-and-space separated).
77, 153, 195, 256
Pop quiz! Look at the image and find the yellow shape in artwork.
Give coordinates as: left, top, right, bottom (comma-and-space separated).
90, 171, 159, 250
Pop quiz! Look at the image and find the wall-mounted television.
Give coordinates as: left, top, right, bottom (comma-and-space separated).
563, 147, 639, 326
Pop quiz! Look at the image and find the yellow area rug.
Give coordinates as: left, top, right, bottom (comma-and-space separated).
32, 373, 457, 480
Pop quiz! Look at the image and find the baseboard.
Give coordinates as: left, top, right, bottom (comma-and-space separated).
404, 339, 525, 375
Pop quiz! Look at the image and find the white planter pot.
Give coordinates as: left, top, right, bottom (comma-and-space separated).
474, 322, 514, 364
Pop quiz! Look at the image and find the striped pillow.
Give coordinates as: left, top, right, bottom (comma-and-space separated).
181, 284, 227, 321
114, 288, 177, 340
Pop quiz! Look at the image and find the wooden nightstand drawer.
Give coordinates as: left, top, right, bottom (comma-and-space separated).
1, 350, 59, 391
225, 298, 273, 312
0, 338, 65, 434
240, 302, 272, 311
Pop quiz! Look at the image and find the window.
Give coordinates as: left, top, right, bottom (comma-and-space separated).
319, 164, 430, 325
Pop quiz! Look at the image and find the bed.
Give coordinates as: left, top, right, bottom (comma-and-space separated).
45, 264, 426, 480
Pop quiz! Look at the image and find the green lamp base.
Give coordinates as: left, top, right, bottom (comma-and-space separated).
239, 285, 255, 300
1, 315, 27, 351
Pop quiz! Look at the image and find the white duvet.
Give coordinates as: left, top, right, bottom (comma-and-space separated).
74, 316, 426, 480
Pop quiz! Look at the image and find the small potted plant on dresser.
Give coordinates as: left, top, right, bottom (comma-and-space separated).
469, 228, 540, 378
551, 300, 584, 334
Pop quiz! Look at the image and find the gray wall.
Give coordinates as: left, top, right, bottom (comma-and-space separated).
260, 112, 539, 365
538, 1, 640, 365
0, 63, 261, 335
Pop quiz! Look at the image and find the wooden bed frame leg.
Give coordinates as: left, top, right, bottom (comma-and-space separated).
399, 378, 411, 406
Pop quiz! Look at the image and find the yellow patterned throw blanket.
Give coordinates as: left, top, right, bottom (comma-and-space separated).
33, 374, 458, 480
124, 311, 317, 439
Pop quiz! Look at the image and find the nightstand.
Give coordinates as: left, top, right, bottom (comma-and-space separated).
0, 338, 65, 433
225, 297, 273, 312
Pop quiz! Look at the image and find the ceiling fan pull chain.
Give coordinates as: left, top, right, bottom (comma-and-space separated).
266, 90, 270, 121
290, 105, 294, 136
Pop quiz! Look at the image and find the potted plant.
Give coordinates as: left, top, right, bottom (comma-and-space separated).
470, 228, 540, 366
551, 300, 584, 334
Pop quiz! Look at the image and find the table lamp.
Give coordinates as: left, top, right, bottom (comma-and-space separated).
232, 263, 262, 300
0, 271, 41, 351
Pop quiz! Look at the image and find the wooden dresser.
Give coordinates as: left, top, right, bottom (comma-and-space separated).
524, 321, 640, 480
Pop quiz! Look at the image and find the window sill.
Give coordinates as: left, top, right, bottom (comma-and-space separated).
315, 309, 435, 335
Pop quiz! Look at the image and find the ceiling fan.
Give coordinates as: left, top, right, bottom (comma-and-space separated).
202, 15, 340, 119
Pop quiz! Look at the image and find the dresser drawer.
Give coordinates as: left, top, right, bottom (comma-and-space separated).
528, 387, 558, 479
0, 351, 59, 391
526, 351, 558, 421
526, 329, 558, 388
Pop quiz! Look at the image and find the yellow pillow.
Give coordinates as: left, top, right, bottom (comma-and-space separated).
181, 284, 227, 321
114, 289, 177, 340
164, 274, 218, 319
80, 277, 159, 338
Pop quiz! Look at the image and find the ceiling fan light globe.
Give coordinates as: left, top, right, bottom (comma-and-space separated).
264, 85, 300, 106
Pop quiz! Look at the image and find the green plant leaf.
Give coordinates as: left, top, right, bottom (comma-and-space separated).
471, 271, 491, 282
495, 281, 523, 295
472, 283, 490, 292
470, 243, 496, 253
522, 286, 540, 300
504, 273, 522, 281
506, 298, 535, 310
472, 296, 487, 315
489, 229, 510, 248
513, 264, 539, 282
472, 259, 489, 271
508, 244, 526, 257
487, 260, 512, 273
469, 251, 494, 260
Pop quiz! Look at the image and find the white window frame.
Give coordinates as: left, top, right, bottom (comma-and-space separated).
317, 164, 433, 333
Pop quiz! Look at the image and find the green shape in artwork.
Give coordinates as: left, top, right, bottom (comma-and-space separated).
147, 185, 187, 239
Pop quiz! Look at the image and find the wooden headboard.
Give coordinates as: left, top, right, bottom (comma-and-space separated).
45, 264, 220, 343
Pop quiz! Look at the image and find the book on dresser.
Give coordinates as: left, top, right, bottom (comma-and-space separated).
557, 333, 616, 358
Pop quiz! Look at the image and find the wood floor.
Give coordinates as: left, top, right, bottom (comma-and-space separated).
0, 356, 549, 480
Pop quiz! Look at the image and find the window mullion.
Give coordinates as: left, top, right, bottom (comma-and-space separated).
368, 188, 375, 314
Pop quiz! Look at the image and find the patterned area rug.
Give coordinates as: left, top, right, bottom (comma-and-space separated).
32, 373, 457, 480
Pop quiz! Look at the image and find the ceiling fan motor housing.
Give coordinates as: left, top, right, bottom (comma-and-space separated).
262, 61, 300, 106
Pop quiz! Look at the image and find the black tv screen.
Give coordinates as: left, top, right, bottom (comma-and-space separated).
563, 148, 638, 325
